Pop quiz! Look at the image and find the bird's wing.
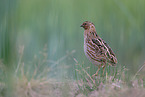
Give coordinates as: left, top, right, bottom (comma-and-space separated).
102, 39, 117, 65
91, 33, 117, 65
102, 40, 115, 57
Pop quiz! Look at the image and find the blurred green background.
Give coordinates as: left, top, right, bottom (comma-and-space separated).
0, 0, 145, 80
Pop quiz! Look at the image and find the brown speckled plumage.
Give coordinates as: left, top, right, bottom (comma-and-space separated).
80, 21, 117, 77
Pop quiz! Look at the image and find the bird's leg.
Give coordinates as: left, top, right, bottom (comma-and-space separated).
92, 65, 101, 77
102, 65, 106, 76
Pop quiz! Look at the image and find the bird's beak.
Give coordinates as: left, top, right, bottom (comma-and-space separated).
80, 24, 84, 27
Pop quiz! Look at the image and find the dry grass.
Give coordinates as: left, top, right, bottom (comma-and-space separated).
14, 76, 79, 97
74, 59, 145, 97
13, 45, 79, 97
0, 46, 145, 97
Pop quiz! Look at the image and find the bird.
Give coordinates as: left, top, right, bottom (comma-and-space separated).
80, 21, 117, 77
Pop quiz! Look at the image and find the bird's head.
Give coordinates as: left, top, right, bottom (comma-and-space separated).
80, 21, 96, 31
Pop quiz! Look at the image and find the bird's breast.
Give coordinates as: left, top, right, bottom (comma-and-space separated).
84, 36, 88, 57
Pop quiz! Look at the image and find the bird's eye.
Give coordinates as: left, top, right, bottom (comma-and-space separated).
84, 23, 87, 25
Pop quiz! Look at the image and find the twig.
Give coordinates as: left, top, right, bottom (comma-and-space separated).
132, 63, 145, 81
82, 68, 96, 86
15, 45, 24, 75
50, 50, 75, 69
73, 58, 96, 86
